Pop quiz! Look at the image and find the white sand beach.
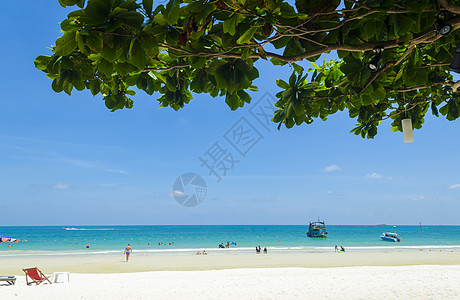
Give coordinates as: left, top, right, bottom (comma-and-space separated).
1, 251, 460, 299
1, 265, 460, 299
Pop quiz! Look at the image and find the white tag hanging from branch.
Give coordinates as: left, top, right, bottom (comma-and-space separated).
402, 93, 414, 143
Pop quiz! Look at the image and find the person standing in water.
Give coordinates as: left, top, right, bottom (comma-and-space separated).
124, 244, 132, 262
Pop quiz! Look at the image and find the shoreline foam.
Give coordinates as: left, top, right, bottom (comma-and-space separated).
2, 244, 460, 258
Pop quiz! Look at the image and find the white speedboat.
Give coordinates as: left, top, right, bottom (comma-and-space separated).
380, 232, 402, 242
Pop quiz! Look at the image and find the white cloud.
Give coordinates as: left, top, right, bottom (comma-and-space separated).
105, 168, 128, 174
53, 182, 70, 190
326, 190, 333, 194
323, 164, 341, 172
411, 195, 426, 201
448, 183, 460, 189
366, 172, 384, 179
59, 158, 95, 168
171, 190, 185, 197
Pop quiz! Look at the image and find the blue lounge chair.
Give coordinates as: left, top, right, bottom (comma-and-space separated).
0, 276, 16, 285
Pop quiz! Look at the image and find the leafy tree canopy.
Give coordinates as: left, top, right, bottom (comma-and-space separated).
35, 0, 460, 138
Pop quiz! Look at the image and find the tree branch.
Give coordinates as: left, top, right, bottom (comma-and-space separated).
444, 80, 460, 92
142, 63, 191, 72
361, 45, 415, 92
396, 85, 428, 92
439, 0, 460, 14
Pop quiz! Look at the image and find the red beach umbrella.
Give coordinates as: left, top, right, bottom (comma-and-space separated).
0, 234, 19, 243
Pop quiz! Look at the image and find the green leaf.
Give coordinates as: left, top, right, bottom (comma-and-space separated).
402, 0, 426, 13
76, 0, 85, 8
165, 0, 180, 25
366, 0, 384, 8
98, 59, 113, 77
143, 0, 153, 16
115, 62, 138, 76
447, 99, 459, 121
223, 16, 236, 36
340, 62, 361, 75
238, 90, 251, 104
293, 101, 304, 116
63, 80, 73, 95
100, 45, 116, 61
104, 95, 116, 110
361, 21, 377, 41
223, 14, 244, 36
140, 34, 157, 51
89, 79, 101, 96
60, 19, 79, 32
431, 102, 439, 117
371, 85, 386, 102
75, 31, 87, 53
276, 79, 290, 89
108, 7, 128, 18
189, 56, 206, 69
85, 0, 111, 25
148, 71, 166, 83
129, 40, 146, 70
289, 72, 296, 87
55, 32, 77, 56
34, 55, 52, 71
206, 34, 222, 45
439, 103, 448, 116
270, 58, 288, 66
58, 0, 81, 7
153, 13, 168, 26
225, 92, 243, 110
67, 9, 86, 18
271, 36, 290, 49
191, 75, 205, 93
236, 26, 258, 44
361, 84, 373, 96
126, 89, 136, 96
117, 11, 144, 28
87, 31, 103, 52
292, 63, 304, 75
52, 78, 64, 93
196, 3, 216, 23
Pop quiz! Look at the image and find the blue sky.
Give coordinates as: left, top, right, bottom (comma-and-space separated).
1, 1, 459, 226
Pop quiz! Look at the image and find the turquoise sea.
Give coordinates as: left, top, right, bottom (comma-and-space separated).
1, 225, 460, 257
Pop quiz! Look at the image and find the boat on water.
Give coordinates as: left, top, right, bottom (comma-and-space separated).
380, 232, 402, 242
307, 221, 327, 238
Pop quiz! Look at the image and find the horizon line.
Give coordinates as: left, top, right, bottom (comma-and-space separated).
1, 224, 458, 227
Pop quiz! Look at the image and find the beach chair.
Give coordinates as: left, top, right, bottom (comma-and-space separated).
22, 267, 52, 285
0, 276, 16, 285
